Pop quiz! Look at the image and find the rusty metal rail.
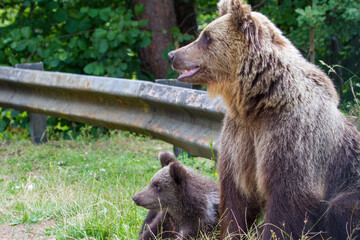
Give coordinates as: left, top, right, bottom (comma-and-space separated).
0, 66, 225, 159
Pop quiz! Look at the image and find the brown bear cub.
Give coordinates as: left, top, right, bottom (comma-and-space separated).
132, 152, 219, 239
168, 0, 360, 239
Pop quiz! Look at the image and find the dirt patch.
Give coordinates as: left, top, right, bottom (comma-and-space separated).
0, 221, 55, 240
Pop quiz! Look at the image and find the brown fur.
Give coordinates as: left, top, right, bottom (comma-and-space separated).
168, 0, 360, 239
132, 152, 219, 239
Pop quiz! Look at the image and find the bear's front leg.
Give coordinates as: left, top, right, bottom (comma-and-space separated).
262, 189, 321, 240
175, 221, 201, 240
219, 118, 261, 239
219, 144, 261, 239
219, 172, 261, 239
139, 210, 175, 240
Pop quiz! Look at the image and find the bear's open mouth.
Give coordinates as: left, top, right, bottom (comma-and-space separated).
178, 66, 200, 80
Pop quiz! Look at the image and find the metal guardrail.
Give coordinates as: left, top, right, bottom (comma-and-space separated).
0, 66, 225, 159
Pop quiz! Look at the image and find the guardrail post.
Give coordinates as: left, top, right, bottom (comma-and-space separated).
15, 63, 47, 144
155, 79, 201, 158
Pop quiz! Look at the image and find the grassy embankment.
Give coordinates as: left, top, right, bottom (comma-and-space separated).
0, 131, 217, 239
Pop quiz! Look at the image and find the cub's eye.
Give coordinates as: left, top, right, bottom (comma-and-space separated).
154, 184, 161, 192
202, 33, 211, 45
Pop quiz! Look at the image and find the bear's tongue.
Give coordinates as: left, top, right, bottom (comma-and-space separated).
178, 67, 200, 79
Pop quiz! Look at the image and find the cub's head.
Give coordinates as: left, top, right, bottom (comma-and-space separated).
132, 152, 188, 211
168, 0, 290, 88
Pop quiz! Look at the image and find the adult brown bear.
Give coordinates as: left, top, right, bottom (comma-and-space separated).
168, 0, 360, 239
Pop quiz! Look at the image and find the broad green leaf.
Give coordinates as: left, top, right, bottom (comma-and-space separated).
65, 20, 78, 34
46, 1, 58, 10
99, 39, 109, 53
10, 29, 21, 41
94, 65, 105, 75
117, 34, 125, 43
140, 38, 151, 48
115, 69, 124, 77
38, 48, 51, 58
15, 40, 27, 52
80, 7, 89, 13
21, 27, 32, 39
131, 29, 140, 38
54, 9, 68, 22
107, 31, 116, 41
99, 8, 112, 21
138, 20, 148, 27
78, 18, 91, 31
9, 56, 19, 66
49, 59, 60, 68
69, 9, 80, 19
10, 110, 21, 118
58, 51, 69, 61
134, 4, 144, 17
0, 120, 6, 132
77, 39, 87, 51
106, 66, 115, 74
84, 62, 96, 74
0, 50, 5, 62
93, 28, 107, 38
27, 43, 36, 53
88, 9, 99, 18
119, 63, 127, 71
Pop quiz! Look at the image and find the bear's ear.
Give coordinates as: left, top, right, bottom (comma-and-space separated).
159, 151, 176, 168
218, 0, 230, 17
218, 0, 251, 24
169, 162, 187, 185
218, 0, 261, 50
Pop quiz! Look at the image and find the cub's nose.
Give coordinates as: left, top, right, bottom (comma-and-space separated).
132, 195, 139, 205
168, 51, 175, 62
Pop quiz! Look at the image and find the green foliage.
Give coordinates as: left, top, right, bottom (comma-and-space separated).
0, 107, 109, 140
46, 117, 109, 140
320, 61, 360, 115
0, 0, 153, 139
259, 0, 360, 103
0, 0, 152, 80
196, 0, 218, 29
0, 108, 29, 139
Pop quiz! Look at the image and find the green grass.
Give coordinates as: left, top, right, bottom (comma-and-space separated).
3, 130, 350, 240
0, 131, 217, 239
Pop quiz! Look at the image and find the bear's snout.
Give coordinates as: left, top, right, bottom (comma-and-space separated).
168, 51, 175, 62
132, 195, 140, 205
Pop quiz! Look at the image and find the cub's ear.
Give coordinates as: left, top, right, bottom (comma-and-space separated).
169, 162, 187, 185
159, 151, 176, 168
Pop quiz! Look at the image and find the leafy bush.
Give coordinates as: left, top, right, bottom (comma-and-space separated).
0, 107, 109, 140
0, 0, 152, 80
0, 108, 29, 139
259, 0, 360, 104
0, 0, 154, 139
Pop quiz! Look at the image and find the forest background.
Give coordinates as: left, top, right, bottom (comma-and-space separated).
0, 0, 360, 138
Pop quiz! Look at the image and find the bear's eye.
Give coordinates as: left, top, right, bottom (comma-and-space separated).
202, 33, 211, 45
154, 184, 161, 192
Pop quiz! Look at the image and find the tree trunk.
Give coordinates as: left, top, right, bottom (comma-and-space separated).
132, 0, 177, 79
